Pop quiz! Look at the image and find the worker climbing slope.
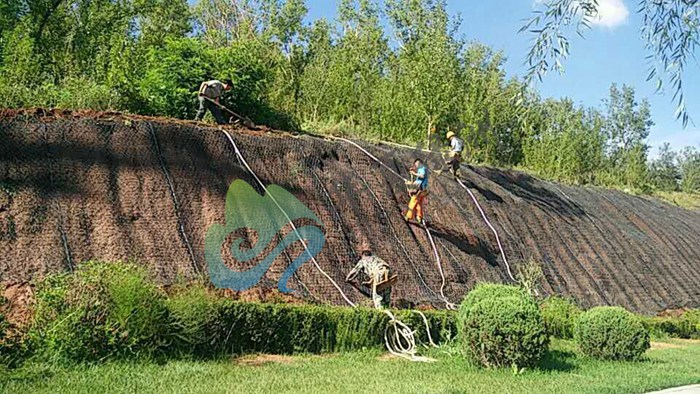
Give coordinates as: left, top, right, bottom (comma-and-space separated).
194, 79, 233, 124
404, 158, 429, 225
435, 130, 464, 177
345, 245, 396, 309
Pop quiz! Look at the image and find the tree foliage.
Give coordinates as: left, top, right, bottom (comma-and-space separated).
0, 0, 697, 195
523, 0, 699, 126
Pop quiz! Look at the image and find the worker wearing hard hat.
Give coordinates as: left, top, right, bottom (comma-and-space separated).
438, 130, 464, 177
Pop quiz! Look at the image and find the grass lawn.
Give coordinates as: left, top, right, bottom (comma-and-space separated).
2, 339, 699, 394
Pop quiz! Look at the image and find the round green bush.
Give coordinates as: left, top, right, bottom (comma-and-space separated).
460, 283, 531, 311
458, 295, 549, 369
540, 296, 582, 339
574, 306, 650, 361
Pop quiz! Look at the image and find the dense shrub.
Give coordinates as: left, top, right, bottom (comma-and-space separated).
540, 296, 582, 339
460, 283, 531, 311
458, 287, 548, 369
27, 261, 457, 362
30, 261, 174, 363
138, 278, 457, 358
675, 310, 700, 339
166, 283, 226, 357
643, 310, 700, 339
167, 290, 456, 357
575, 306, 650, 361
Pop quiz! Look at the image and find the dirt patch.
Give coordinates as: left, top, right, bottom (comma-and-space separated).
651, 339, 700, 350
657, 308, 692, 318
671, 338, 700, 347
651, 341, 684, 350
234, 354, 298, 366
378, 353, 401, 361
1, 282, 35, 333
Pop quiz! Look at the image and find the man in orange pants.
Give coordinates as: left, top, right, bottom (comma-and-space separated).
404, 158, 429, 225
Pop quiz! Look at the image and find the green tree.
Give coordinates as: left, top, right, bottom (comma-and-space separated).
459, 43, 526, 165
0, 0, 24, 56
138, 38, 211, 118
135, 0, 192, 48
193, 0, 257, 48
385, 0, 463, 146
523, 0, 699, 125
523, 98, 605, 184
330, 0, 387, 131
678, 146, 700, 193
602, 84, 653, 190
649, 143, 680, 192
297, 19, 335, 124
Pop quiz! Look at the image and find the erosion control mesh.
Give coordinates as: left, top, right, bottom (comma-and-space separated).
1, 110, 699, 313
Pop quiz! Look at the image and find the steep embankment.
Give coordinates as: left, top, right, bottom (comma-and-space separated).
1, 110, 699, 314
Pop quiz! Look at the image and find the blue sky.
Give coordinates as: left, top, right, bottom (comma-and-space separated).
304, 0, 700, 154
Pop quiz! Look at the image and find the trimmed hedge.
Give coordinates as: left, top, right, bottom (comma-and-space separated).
29, 263, 457, 363
458, 284, 548, 369
540, 296, 582, 339
643, 310, 700, 339
169, 289, 457, 357
575, 306, 650, 361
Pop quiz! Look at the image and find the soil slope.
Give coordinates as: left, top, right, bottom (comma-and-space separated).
1, 110, 699, 313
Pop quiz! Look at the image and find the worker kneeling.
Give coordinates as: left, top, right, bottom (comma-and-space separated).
345, 247, 396, 309
194, 79, 233, 125
404, 158, 429, 225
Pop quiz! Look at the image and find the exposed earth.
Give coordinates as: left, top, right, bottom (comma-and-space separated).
1, 109, 699, 317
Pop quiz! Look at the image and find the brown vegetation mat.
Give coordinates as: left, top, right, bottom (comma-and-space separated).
1, 110, 699, 314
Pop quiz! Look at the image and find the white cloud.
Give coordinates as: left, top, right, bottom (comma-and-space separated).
590, 0, 629, 28
532, 0, 630, 29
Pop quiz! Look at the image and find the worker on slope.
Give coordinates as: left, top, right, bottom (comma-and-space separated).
194, 79, 233, 125
435, 130, 464, 177
345, 246, 395, 309
404, 158, 429, 225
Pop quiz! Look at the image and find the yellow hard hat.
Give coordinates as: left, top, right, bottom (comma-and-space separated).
446, 131, 456, 139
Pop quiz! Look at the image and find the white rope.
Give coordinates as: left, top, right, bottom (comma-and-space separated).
423, 223, 457, 310
330, 136, 408, 181
455, 178, 516, 282
383, 310, 436, 362
333, 136, 457, 307
413, 310, 439, 348
222, 130, 437, 362
221, 130, 356, 307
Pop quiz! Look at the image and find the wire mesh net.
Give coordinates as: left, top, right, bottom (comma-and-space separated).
1, 110, 700, 312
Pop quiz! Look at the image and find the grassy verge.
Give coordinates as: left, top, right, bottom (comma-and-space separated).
652, 191, 700, 210
2, 339, 699, 394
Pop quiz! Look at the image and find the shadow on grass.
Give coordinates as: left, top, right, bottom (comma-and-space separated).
0, 362, 57, 385
537, 349, 578, 372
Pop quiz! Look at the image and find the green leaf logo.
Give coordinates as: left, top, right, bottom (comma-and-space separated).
204, 180, 325, 292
